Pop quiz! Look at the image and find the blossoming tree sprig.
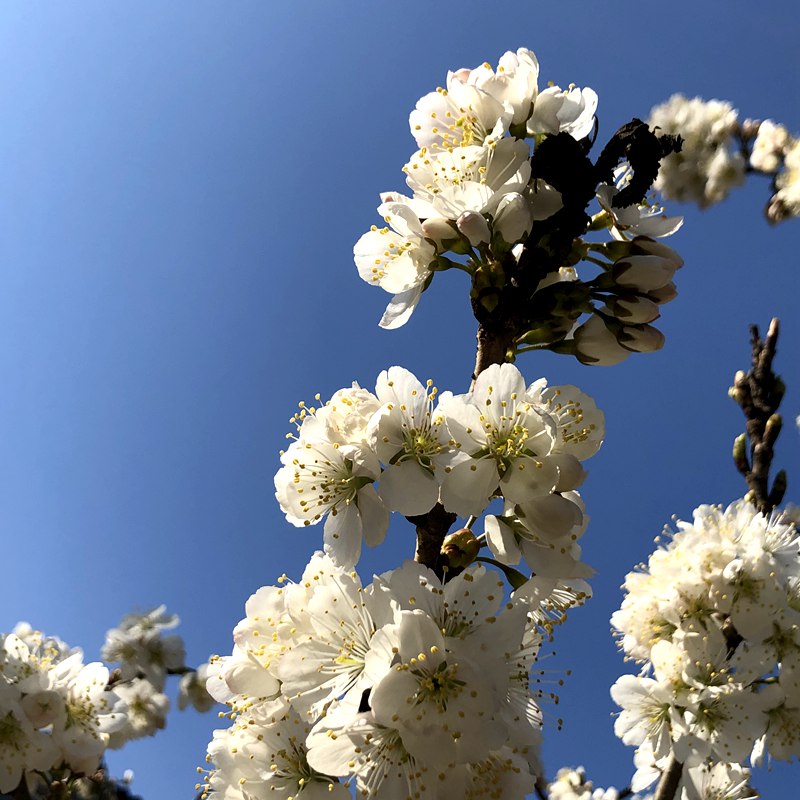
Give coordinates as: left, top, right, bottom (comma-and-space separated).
198, 46, 695, 800
0, 609, 214, 799
610, 320, 794, 800
648, 94, 800, 223
354, 47, 685, 374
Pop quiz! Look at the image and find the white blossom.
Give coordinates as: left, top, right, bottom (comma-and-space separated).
648, 95, 745, 207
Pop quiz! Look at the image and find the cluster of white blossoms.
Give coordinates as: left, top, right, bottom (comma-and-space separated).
0, 609, 215, 796
547, 763, 758, 800
548, 766, 647, 799
200, 553, 547, 799
610, 501, 800, 795
353, 48, 685, 368
648, 95, 800, 225
274, 362, 603, 592
766, 133, 800, 223
101, 605, 214, 749
0, 624, 127, 793
648, 94, 746, 208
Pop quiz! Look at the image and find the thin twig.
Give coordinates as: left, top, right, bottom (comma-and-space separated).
729, 318, 785, 514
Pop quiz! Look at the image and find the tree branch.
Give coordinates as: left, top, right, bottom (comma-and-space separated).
471, 322, 516, 388
653, 755, 683, 800
408, 503, 458, 574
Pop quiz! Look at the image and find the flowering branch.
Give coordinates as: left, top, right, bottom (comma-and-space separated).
648, 95, 800, 223
653, 319, 785, 800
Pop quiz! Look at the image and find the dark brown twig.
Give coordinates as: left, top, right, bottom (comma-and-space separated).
653, 756, 683, 800
729, 318, 786, 514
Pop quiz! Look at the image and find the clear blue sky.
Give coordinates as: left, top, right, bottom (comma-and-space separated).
1, 2, 798, 798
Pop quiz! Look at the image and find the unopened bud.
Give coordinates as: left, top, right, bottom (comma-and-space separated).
421, 217, 460, 248
441, 528, 481, 569
728, 371, 748, 403
630, 237, 684, 268
604, 295, 660, 324
456, 211, 491, 246
644, 282, 678, 305
612, 255, 680, 292
732, 433, 749, 475
764, 413, 783, 448
617, 323, 665, 353
573, 314, 631, 366
765, 194, 789, 225
769, 470, 787, 508
740, 118, 762, 139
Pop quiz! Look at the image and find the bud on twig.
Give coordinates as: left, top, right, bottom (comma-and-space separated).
763, 413, 783, 448
769, 470, 787, 508
732, 434, 749, 476
441, 528, 481, 569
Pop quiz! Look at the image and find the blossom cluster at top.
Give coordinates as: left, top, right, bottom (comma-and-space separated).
274, 362, 603, 604
610, 501, 800, 793
0, 609, 214, 796
200, 553, 545, 800
353, 48, 685, 366
648, 94, 800, 223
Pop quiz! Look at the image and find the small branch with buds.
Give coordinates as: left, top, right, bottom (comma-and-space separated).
655, 318, 787, 800
729, 318, 786, 514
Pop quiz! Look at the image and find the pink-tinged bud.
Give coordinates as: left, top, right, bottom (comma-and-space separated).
456, 211, 491, 246
493, 192, 534, 244
644, 281, 678, 305
573, 315, 631, 366
618, 323, 665, 353
612, 255, 679, 291
630, 237, 684, 268
604, 295, 661, 323
421, 217, 460, 247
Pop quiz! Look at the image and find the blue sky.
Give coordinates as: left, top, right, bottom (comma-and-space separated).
1, 2, 798, 797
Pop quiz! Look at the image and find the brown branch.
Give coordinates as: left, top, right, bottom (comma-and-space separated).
653, 755, 683, 800
408, 503, 457, 573
471, 323, 516, 389
470, 325, 513, 389
729, 318, 785, 514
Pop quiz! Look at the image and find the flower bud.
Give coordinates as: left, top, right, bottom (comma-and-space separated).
617, 323, 665, 353
493, 192, 534, 244
603, 295, 661, 323
573, 314, 631, 366
644, 282, 678, 305
629, 237, 684, 268
456, 211, 491, 246
441, 528, 481, 569
421, 217, 460, 248
732, 433, 749, 474
612, 255, 680, 292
